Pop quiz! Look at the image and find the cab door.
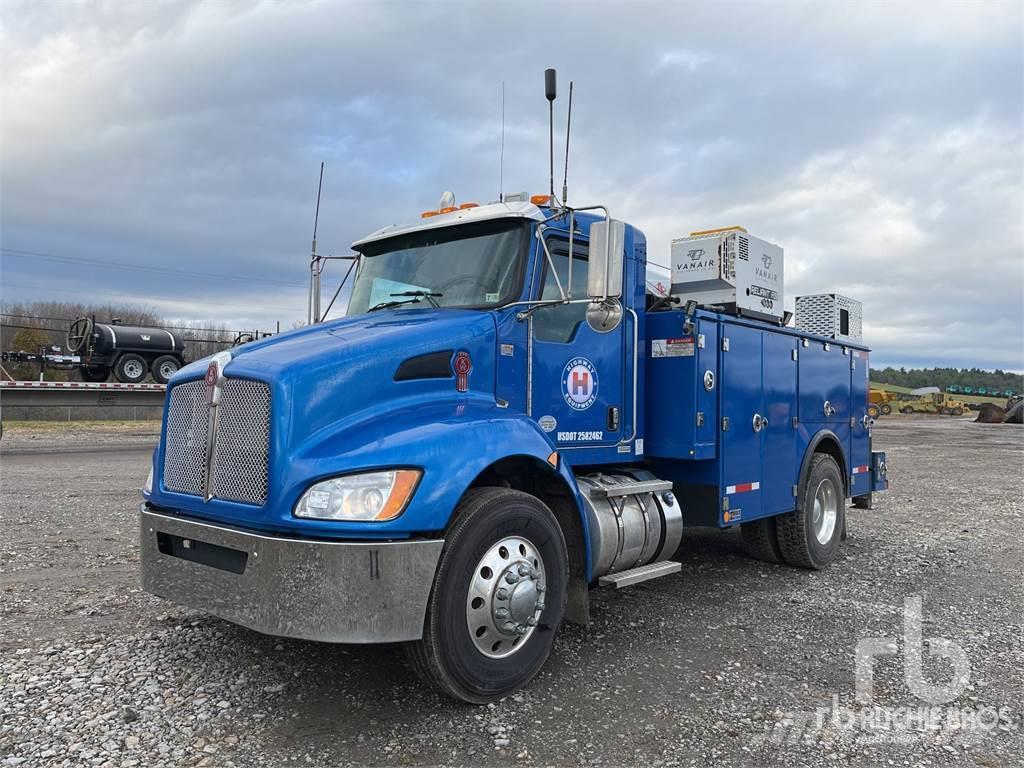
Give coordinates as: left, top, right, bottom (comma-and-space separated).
529, 236, 626, 462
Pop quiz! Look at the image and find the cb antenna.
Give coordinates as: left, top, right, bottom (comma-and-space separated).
562, 80, 573, 207
308, 161, 325, 325
312, 161, 324, 256
544, 68, 557, 204
499, 81, 505, 203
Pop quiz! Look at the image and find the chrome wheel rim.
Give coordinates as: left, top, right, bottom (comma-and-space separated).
465, 535, 546, 659
811, 478, 838, 545
124, 360, 143, 379
159, 361, 177, 379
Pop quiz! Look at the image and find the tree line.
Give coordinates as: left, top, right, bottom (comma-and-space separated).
870, 366, 1023, 394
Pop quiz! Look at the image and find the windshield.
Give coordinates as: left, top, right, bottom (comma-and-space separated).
347, 220, 529, 314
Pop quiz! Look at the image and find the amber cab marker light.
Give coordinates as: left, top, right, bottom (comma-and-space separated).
546, 451, 559, 468
376, 469, 422, 521
439, 206, 457, 214
530, 194, 552, 206
421, 210, 440, 218
459, 202, 479, 209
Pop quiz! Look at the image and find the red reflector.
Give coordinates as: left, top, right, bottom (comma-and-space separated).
454, 351, 472, 392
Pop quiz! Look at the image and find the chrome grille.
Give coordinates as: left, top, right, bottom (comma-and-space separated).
211, 379, 271, 505
162, 380, 209, 496
161, 377, 271, 505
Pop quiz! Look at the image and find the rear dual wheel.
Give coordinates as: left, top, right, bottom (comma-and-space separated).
405, 487, 568, 703
775, 455, 845, 569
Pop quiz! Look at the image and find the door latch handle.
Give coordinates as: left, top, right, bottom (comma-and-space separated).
823, 400, 836, 417
752, 413, 765, 432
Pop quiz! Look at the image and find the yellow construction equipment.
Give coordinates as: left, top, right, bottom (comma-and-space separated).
868, 388, 895, 418
897, 388, 970, 416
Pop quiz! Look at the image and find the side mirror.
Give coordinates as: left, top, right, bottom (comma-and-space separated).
587, 219, 625, 300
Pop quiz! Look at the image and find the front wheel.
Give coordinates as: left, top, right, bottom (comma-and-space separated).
79, 365, 110, 383
867, 404, 881, 419
404, 487, 568, 703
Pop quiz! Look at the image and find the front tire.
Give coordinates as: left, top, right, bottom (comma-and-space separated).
79, 365, 110, 382
776, 454, 845, 569
880, 403, 892, 415
867, 404, 881, 419
404, 487, 568, 703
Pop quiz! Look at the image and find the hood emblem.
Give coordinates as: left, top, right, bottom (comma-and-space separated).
453, 351, 472, 392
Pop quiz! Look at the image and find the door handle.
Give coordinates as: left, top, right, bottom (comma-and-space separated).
823, 400, 836, 417
752, 413, 765, 432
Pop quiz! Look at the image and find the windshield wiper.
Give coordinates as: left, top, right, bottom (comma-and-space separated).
390, 290, 443, 308
367, 297, 422, 313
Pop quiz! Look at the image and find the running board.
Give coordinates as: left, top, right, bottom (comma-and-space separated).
598, 560, 681, 589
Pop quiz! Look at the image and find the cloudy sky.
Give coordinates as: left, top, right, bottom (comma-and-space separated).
1, 0, 1022, 370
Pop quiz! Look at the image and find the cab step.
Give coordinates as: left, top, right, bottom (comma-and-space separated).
597, 560, 681, 589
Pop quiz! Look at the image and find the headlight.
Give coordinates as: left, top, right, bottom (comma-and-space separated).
293, 469, 421, 522
143, 465, 154, 495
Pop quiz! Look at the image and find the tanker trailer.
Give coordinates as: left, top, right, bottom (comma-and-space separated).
66, 316, 186, 383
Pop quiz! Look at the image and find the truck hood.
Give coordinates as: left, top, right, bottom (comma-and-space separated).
179, 308, 498, 448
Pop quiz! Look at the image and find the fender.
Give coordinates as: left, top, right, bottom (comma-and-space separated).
282, 397, 591, 558
796, 428, 848, 509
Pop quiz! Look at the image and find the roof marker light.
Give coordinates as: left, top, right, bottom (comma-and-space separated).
459, 202, 479, 209
421, 210, 440, 218
530, 194, 552, 206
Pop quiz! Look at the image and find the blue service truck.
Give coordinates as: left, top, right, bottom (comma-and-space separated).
141, 94, 888, 700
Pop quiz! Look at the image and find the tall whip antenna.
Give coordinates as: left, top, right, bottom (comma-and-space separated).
544, 68, 557, 203
499, 81, 505, 203
562, 80, 573, 207
312, 161, 324, 255
308, 162, 325, 325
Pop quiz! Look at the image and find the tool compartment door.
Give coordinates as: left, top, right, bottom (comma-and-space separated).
849, 349, 872, 496
719, 324, 763, 525
798, 340, 850, 426
761, 332, 798, 515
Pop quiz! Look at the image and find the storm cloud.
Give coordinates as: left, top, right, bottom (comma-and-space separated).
1, 0, 1022, 369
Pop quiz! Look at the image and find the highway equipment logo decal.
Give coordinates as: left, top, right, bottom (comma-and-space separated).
562, 357, 598, 411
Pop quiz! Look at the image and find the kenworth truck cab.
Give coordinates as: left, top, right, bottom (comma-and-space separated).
140, 198, 888, 703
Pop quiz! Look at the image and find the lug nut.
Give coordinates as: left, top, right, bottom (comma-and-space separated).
495, 607, 509, 619
518, 564, 530, 577
536, 584, 546, 593
504, 572, 519, 584
515, 625, 527, 635
535, 601, 545, 611
502, 621, 517, 633
496, 588, 509, 600
526, 617, 538, 626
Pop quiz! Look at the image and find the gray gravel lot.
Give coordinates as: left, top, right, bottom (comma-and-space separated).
1, 418, 1022, 767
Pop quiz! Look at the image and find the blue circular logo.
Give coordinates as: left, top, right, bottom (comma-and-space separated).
562, 357, 598, 411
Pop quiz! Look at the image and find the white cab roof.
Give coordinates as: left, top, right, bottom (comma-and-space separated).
351, 201, 545, 250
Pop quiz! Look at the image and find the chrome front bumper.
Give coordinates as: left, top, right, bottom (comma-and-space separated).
139, 507, 444, 643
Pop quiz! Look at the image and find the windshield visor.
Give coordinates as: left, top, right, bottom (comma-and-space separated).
348, 220, 529, 314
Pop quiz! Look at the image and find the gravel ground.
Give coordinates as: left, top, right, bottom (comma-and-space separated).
1, 417, 1021, 767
